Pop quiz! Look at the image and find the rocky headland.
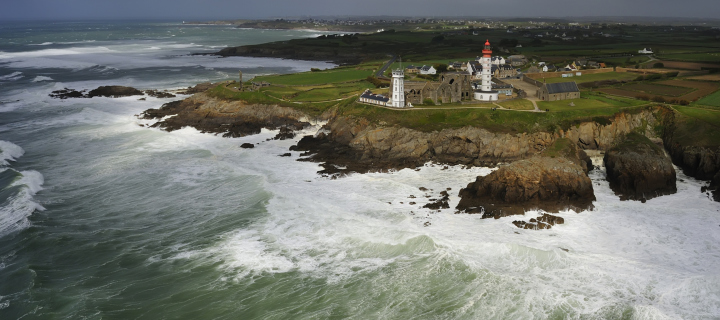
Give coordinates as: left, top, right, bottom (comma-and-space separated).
135, 85, 720, 213
604, 132, 677, 201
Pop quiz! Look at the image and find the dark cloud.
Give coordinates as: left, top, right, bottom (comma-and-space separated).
2, 0, 718, 21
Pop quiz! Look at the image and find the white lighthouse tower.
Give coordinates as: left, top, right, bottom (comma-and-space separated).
390, 67, 405, 108
474, 40, 499, 101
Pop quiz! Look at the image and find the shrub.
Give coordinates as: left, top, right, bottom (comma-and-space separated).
423, 98, 435, 105
645, 74, 663, 81
310, 68, 321, 72
679, 100, 690, 105
652, 96, 666, 103
653, 62, 665, 68
635, 75, 645, 81
365, 76, 389, 88
665, 71, 679, 77
434, 63, 448, 73
637, 95, 650, 101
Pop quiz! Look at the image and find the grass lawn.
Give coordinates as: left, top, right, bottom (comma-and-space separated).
695, 89, 720, 108
539, 72, 637, 84
499, 99, 535, 110
254, 68, 372, 85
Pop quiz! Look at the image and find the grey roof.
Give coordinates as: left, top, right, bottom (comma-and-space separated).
544, 82, 579, 94
360, 91, 389, 102
420, 65, 433, 71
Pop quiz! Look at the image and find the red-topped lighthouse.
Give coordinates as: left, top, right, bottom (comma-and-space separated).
482, 39, 492, 58
474, 39, 500, 101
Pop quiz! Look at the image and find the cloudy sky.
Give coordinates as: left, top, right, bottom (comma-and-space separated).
2, 0, 719, 21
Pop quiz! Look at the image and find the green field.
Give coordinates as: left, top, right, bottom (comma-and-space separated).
539, 72, 637, 84
254, 69, 372, 85
695, 89, 720, 107
499, 99, 534, 110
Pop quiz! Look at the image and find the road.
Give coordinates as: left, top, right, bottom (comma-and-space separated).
375, 55, 398, 79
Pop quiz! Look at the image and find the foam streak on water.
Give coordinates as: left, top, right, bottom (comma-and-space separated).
0, 21, 719, 319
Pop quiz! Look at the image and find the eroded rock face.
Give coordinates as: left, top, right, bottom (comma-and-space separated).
604, 133, 676, 201
456, 156, 595, 218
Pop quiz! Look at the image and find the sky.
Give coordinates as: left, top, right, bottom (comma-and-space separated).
1, 0, 719, 21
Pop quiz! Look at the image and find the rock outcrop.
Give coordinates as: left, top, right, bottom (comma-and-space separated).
140, 92, 311, 137
456, 139, 596, 218
604, 132, 676, 201
87, 86, 144, 98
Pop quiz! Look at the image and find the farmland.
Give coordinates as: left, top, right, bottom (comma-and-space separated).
599, 80, 720, 102
538, 72, 637, 84
695, 89, 720, 108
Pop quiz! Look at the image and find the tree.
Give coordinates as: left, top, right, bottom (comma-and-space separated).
431, 35, 445, 43
653, 62, 665, 68
434, 63, 448, 73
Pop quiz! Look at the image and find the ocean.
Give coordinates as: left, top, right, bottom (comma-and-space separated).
1, 21, 719, 319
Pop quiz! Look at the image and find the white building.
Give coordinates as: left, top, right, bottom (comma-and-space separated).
491, 56, 506, 65
419, 65, 436, 75
389, 68, 406, 108
639, 48, 653, 54
474, 40, 499, 102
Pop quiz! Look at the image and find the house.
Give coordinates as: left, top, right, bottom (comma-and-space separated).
466, 61, 482, 79
639, 48, 653, 54
492, 64, 517, 78
405, 65, 420, 74
587, 61, 600, 68
492, 82, 513, 96
536, 82, 580, 101
491, 56, 506, 65
419, 65, 437, 75
448, 62, 466, 71
542, 65, 549, 72
546, 64, 557, 72
599, 63, 607, 68
507, 55, 528, 67
358, 90, 390, 106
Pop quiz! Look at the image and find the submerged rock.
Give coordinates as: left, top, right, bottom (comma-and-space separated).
604, 132, 676, 201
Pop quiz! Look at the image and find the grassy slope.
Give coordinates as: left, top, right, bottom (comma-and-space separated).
670, 106, 720, 147
499, 99, 535, 110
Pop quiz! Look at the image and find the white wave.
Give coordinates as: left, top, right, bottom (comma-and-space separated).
0, 140, 24, 166
29, 42, 54, 46
0, 169, 45, 238
32, 76, 53, 82
0, 72, 23, 81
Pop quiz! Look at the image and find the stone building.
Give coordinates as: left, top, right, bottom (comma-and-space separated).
492, 64, 517, 78
536, 82, 580, 101
403, 72, 472, 105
